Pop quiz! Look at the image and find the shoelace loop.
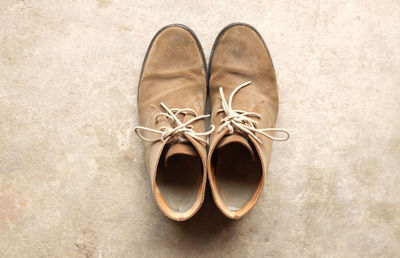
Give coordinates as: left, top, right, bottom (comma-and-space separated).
135, 102, 214, 145
217, 81, 290, 144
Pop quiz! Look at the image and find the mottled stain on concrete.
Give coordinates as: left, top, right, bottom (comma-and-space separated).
97, 0, 112, 8
369, 202, 398, 224
0, 0, 399, 257
0, 183, 26, 229
75, 227, 98, 258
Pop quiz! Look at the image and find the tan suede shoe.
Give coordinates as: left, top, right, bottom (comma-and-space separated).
134, 24, 213, 221
207, 23, 289, 219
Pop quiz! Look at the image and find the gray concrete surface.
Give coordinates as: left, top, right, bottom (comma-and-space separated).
1, 0, 399, 257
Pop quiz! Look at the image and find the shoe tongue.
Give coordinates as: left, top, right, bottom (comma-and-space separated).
216, 134, 256, 161
164, 142, 198, 166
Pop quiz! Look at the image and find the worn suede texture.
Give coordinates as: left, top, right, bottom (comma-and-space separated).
138, 25, 208, 221
208, 24, 279, 219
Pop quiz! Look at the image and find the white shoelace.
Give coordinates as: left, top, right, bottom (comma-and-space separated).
134, 102, 215, 145
216, 81, 290, 144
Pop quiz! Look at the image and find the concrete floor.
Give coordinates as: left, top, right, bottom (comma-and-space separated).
1, 0, 400, 257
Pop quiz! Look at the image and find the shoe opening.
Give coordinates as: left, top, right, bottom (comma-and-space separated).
211, 136, 262, 211
155, 142, 203, 213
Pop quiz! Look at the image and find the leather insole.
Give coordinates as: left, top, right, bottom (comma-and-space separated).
156, 153, 202, 213
214, 142, 262, 211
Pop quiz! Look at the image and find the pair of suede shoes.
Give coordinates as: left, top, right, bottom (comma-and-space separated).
134, 23, 289, 221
